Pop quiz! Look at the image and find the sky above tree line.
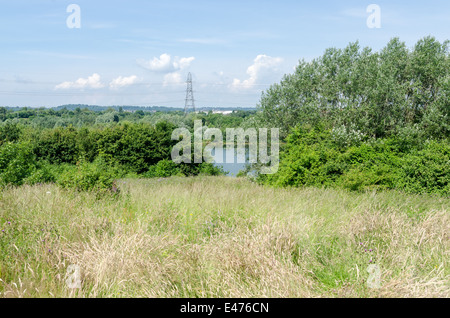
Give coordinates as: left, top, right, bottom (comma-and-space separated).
0, 0, 448, 108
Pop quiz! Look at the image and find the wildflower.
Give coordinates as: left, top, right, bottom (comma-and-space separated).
364, 249, 367, 252
369, 249, 373, 252
7, 222, 11, 225
369, 260, 373, 263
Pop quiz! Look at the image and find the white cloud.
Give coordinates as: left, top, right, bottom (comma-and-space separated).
136, 54, 195, 88
231, 55, 283, 90
55, 73, 104, 90
109, 75, 138, 89
163, 72, 183, 86
174, 57, 195, 70
137, 53, 195, 73
137, 53, 172, 72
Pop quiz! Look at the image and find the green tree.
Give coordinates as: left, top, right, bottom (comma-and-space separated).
31, 126, 79, 164
258, 37, 449, 140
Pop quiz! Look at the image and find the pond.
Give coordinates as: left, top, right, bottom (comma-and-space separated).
210, 146, 249, 177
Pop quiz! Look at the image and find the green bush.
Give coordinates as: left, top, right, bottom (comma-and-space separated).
96, 122, 177, 174
31, 126, 79, 164
23, 162, 57, 185
56, 156, 118, 193
262, 125, 449, 195
144, 159, 183, 178
0, 123, 22, 146
396, 140, 449, 195
198, 162, 227, 176
144, 160, 226, 178
0, 142, 36, 186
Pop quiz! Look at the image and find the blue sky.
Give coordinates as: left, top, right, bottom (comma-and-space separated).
0, 0, 449, 108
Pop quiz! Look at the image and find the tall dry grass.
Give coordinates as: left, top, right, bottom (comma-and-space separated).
0, 176, 448, 297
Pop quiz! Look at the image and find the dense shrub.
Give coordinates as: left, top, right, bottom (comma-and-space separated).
197, 162, 227, 176
144, 160, 226, 178
56, 156, 118, 192
396, 141, 449, 194
0, 142, 36, 186
23, 162, 57, 185
31, 126, 79, 164
0, 120, 228, 191
96, 122, 176, 174
261, 125, 449, 195
144, 159, 183, 178
0, 123, 22, 146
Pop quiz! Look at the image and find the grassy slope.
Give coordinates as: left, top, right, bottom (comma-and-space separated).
0, 176, 448, 297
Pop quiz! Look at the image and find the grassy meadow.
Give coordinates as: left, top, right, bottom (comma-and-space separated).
0, 176, 448, 298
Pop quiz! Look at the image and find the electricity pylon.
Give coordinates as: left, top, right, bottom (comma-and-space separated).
184, 72, 195, 114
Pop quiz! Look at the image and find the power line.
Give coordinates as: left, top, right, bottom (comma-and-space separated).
0, 91, 186, 96
0, 78, 275, 87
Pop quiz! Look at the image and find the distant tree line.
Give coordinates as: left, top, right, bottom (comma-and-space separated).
0, 106, 256, 132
